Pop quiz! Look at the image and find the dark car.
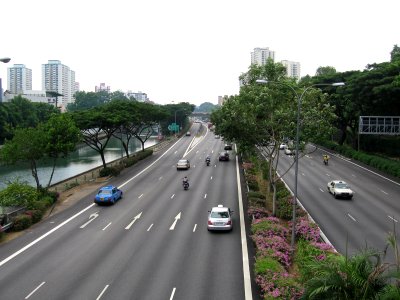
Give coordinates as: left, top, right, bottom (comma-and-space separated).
219, 152, 230, 161
224, 144, 233, 150
94, 185, 123, 205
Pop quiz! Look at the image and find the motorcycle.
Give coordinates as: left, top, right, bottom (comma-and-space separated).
183, 181, 189, 190
323, 156, 329, 165
206, 159, 210, 166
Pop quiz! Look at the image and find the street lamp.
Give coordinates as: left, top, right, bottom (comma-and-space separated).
0, 57, 11, 63
256, 79, 345, 251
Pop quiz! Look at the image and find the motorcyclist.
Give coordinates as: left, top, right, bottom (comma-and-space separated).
323, 154, 330, 165
205, 155, 211, 164
183, 176, 189, 187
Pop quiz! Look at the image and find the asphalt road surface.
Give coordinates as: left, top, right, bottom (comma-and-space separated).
273, 145, 400, 263
0, 123, 254, 300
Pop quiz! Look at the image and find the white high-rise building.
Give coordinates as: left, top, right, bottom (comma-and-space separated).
126, 91, 149, 102
251, 47, 275, 66
281, 60, 301, 81
42, 60, 76, 110
7, 64, 32, 94
95, 83, 110, 93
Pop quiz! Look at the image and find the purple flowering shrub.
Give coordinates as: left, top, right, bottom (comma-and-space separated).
248, 207, 269, 219
252, 218, 289, 238
255, 271, 304, 299
254, 235, 292, 268
252, 219, 292, 268
293, 217, 320, 242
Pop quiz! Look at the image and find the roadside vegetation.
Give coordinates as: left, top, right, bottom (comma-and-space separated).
210, 46, 400, 298
0, 147, 155, 239
242, 152, 400, 299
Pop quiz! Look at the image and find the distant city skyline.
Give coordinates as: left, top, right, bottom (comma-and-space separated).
1, 0, 398, 106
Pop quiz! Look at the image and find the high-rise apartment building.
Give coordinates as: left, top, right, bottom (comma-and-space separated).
126, 91, 149, 102
42, 60, 76, 110
251, 47, 275, 66
7, 64, 32, 94
95, 83, 110, 93
281, 60, 301, 81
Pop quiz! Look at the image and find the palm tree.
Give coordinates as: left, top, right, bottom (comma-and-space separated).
301, 249, 397, 299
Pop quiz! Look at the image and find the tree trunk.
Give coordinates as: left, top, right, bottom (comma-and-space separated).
47, 157, 57, 188
123, 141, 129, 158
100, 150, 107, 168
338, 123, 347, 145
30, 160, 41, 190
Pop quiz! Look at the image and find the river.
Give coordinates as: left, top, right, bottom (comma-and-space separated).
0, 136, 158, 191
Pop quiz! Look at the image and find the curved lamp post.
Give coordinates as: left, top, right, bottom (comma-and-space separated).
0, 57, 11, 63
256, 79, 345, 251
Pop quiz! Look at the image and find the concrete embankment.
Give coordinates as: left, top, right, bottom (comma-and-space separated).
48, 137, 175, 193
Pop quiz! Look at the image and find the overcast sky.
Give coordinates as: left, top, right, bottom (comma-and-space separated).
1, 0, 398, 106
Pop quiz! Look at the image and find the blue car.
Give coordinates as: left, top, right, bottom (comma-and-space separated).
94, 185, 123, 205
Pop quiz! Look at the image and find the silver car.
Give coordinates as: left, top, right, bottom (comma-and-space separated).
176, 159, 190, 170
207, 205, 233, 231
327, 180, 353, 199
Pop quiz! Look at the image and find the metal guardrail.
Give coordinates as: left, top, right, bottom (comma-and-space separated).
0, 206, 26, 232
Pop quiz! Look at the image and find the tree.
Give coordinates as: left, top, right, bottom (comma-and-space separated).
0, 96, 59, 144
315, 66, 337, 76
133, 103, 168, 151
42, 114, 81, 187
212, 60, 336, 215
194, 102, 218, 113
390, 44, 400, 62
66, 90, 110, 111
0, 127, 47, 189
302, 248, 399, 299
71, 104, 123, 169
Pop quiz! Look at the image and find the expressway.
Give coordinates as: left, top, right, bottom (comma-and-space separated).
275, 145, 400, 262
0, 123, 253, 300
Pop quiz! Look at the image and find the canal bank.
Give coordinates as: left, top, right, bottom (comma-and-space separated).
47, 137, 175, 193
0, 136, 160, 191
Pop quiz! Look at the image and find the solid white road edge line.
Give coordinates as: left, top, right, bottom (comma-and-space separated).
235, 150, 253, 300
0, 203, 96, 268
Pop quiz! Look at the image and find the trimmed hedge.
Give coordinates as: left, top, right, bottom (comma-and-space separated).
320, 141, 400, 178
124, 149, 153, 168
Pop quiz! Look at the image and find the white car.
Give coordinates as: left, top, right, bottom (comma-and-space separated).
279, 143, 287, 150
207, 205, 233, 231
284, 147, 293, 155
327, 180, 353, 199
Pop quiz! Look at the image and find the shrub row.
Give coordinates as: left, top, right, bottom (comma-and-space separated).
124, 149, 153, 168
243, 153, 339, 299
320, 140, 400, 178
